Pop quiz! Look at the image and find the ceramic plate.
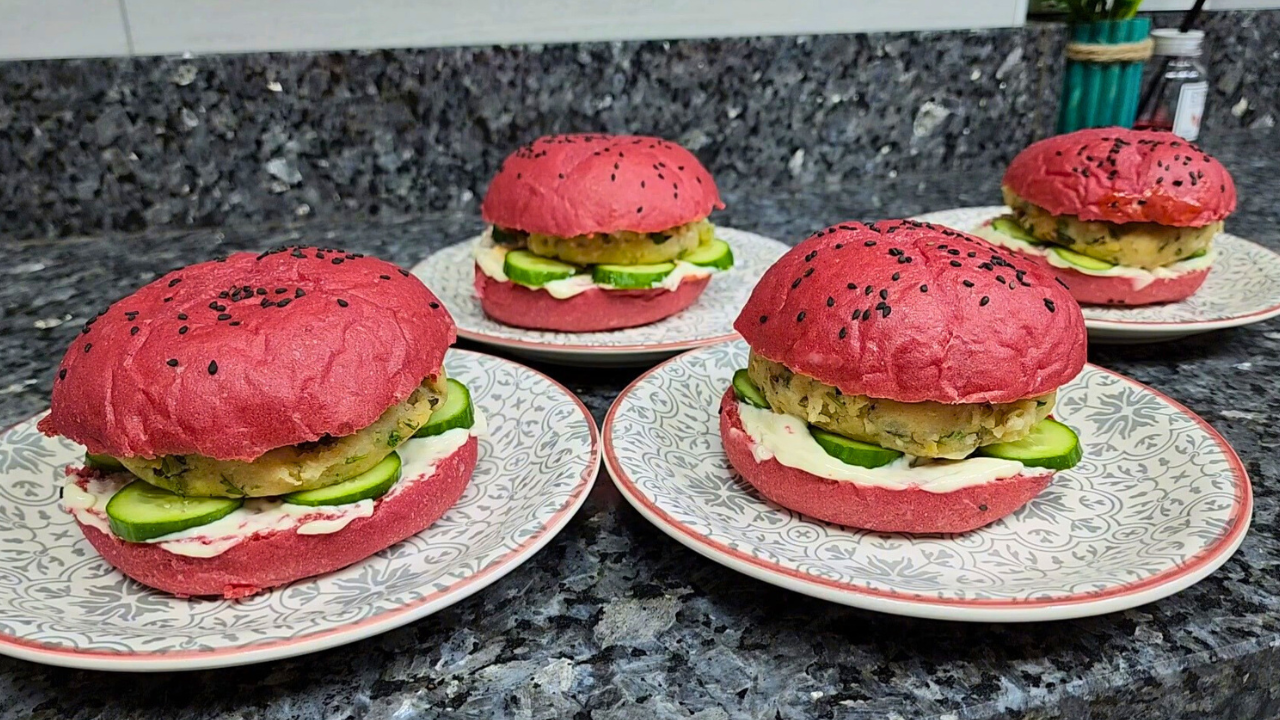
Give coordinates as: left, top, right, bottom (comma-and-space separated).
604, 340, 1251, 622
0, 349, 599, 671
914, 206, 1280, 343
412, 228, 789, 366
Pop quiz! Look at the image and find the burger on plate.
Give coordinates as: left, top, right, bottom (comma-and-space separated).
979, 127, 1236, 306
475, 133, 732, 332
721, 220, 1087, 534
40, 246, 481, 598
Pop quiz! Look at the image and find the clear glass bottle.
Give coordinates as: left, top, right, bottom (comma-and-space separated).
1135, 29, 1209, 141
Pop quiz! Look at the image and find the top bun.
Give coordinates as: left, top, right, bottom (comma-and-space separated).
481, 133, 724, 237
734, 221, 1086, 404
1003, 127, 1236, 227
40, 247, 454, 461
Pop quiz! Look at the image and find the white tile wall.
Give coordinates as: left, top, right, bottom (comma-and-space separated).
0, 0, 130, 59
0, 0, 1275, 61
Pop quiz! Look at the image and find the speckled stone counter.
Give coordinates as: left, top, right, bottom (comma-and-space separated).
2, 131, 1279, 719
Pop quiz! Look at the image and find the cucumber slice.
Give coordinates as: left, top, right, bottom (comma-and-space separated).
105, 481, 243, 542
414, 379, 475, 438
809, 428, 904, 469
283, 452, 402, 506
992, 217, 1043, 245
1185, 248, 1208, 260
680, 239, 735, 270
503, 250, 581, 287
85, 452, 125, 472
732, 369, 769, 409
974, 418, 1083, 470
1050, 246, 1116, 271
592, 262, 676, 289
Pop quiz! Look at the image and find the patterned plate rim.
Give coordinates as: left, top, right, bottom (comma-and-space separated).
424, 227, 785, 354
603, 342, 1252, 621
0, 348, 601, 670
913, 205, 1280, 331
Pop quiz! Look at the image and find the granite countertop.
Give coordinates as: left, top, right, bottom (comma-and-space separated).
2, 131, 1279, 719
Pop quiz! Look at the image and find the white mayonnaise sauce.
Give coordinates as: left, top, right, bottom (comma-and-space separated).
62, 414, 483, 558
736, 402, 1026, 493
473, 227, 716, 298
975, 221, 1215, 291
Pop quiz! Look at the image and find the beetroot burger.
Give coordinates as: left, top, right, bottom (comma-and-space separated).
475, 133, 731, 332
979, 127, 1236, 306
722, 220, 1087, 534
39, 246, 481, 598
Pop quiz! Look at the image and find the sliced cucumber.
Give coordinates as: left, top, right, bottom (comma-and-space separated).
974, 418, 1083, 470
992, 217, 1043, 245
732, 369, 769, 409
592, 262, 676, 289
503, 250, 581, 287
415, 379, 475, 438
283, 452, 402, 506
810, 428, 904, 469
106, 481, 243, 543
1185, 248, 1209, 261
1051, 246, 1116, 271
85, 452, 125, 472
680, 239, 735, 270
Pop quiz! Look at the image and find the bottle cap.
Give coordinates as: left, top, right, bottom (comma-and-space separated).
1151, 29, 1204, 57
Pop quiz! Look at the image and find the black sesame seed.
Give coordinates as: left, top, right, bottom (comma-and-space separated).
337, 299, 349, 308
1044, 299, 1056, 312
865, 241, 877, 247
950, 260, 962, 268
636, 206, 643, 214
380, 274, 391, 280
83, 343, 92, 353
847, 283, 857, 290
880, 306, 891, 318
208, 361, 218, 375
864, 286, 873, 296
130, 326, 139, 335
791, 278, 803, 289
948, 249, 960, 256
166, 359, 178, 367
178, 325, 188, 334
168, 278, 182, 287
759, 315, 768, 324
229, 321, 241, 327
996, 275, 1006, 284
826, 296, 835, 307
899, 256, 910, 264
835, 243, 844, 249
332, 258, 344, 265
257, 288, 267, 296
796, 311, 806, 322
164, 297, 172, 303
920, 284, 928, 293
804, 267, 814, 277
261, 299, 274, 308
968, 252, 977, 258
59, 368, 67, 380
277, 299, 291, 308
963, 280, 975, 288
979, 504, 988, 512
430, 302, 440, 309
839, 327, 847, 339
275, 288, 287, 294
861, 309, 872, 321
296, 289, 306, 298
879, 289, 888, 300
980, 296, 990, 306
892, 272, 900, 281
217, 313, 232, 321
399, 269, 410, 277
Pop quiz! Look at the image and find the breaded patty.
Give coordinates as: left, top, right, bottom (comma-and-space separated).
1004, 187, 1219, 269
747, 353, 1053, 459
120, 375, 446, 497
521, 219, 714, 265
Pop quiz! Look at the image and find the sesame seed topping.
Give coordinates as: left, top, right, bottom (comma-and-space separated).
130, 326, 139, 335
83, 343, 92, 353
879, 289, 888, 300
380, 274, 391, 280
963, 280, 975, 288
177, 313, 188, 320
167, 359, 179, 367
826, 296, 835, 307
950, 260, 962, 268
178, 326, 189, 334
430, 302, 440, 309
759, 315, 768, 324
399, 269, 410, 277
980, 296, 990, 307
59, 369, 67, 380
796, 311, 806, 322
336, 299, 349, 307
295, 289, 306, 298
1043, 298, 1056, 312
217, 313, 232, 321
920, 284, 928, 292
847, 283, 857, 290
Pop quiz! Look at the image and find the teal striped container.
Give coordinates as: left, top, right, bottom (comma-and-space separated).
1057, 18, 1151, 133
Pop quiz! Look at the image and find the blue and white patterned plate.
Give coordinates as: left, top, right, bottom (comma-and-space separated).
604, 340, 1251, 622
914, 206, 1280, 343
0, 349, 599, 671
412, 227, 789, 366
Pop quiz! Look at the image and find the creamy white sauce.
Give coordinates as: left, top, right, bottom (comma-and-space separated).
62, 414, 483, 558
473, 227, 716, 298
975, 221, 1215, 291
736, 402, 1027, 493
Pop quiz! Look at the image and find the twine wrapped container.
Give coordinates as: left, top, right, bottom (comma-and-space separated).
1057, 18, 1153, 132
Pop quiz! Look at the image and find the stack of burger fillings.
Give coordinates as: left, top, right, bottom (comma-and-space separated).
41, 247, 480, 598
723, 221, 1088, 534
475, 134, 732, 332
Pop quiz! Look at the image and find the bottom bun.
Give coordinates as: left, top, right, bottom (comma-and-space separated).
719, 390, 1053, 534
79, 437, 479, 598
1048, 264, 1209, 306
474, 266, 711, 332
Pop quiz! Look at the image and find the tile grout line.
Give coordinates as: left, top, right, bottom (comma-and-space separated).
116, 0, 136, 56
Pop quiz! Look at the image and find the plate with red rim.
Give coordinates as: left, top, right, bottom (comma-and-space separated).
411, 227, 790, 366
0, 349, 599, 671
913, 206, 1280, 343
603, 339, 1251, 622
